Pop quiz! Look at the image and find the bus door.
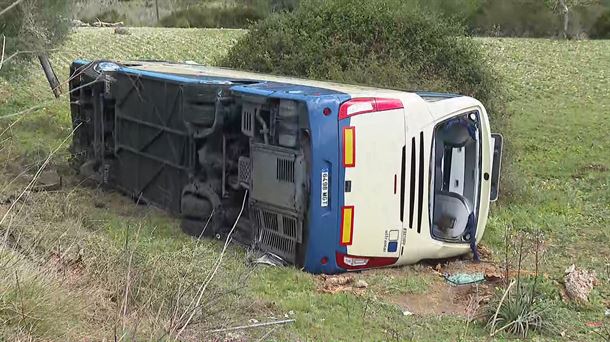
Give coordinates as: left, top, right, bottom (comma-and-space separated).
336, 98, 406, 269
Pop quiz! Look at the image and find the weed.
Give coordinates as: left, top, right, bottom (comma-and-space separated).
485, 280, 557, 337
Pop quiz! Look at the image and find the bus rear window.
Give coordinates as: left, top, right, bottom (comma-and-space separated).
429, 112, 481, 242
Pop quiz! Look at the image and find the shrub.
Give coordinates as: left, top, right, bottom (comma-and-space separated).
82, 8, 128, 25
159, 6, 264, 29
471, 0, 560, 37
591, 9, 610, 39
221, 0, 504, 122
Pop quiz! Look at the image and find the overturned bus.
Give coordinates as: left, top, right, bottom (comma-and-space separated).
69, 60, 503, 274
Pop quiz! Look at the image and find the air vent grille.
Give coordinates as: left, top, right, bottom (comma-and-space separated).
276, 158, 295, 183
241, 104, 255, 137
409, 137, 416, 229
259, 229, 296, 262
282, 216, 297, 238
262, 210, 279, 232
417, 131, 425, 233
252, 207, 303, 262
408, 132, 425, 234
238, 156, 251, 189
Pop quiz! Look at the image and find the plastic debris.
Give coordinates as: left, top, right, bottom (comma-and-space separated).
605, 308, 610, 317
252, 253, 285, 267
402, 310, 413, 316
444, 272, 485, 285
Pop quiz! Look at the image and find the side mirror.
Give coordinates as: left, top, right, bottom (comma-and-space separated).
490, 133, 503, 202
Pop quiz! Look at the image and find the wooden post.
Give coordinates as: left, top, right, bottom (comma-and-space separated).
38, 54, 62, 98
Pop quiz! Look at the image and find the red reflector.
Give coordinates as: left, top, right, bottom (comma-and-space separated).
338, 98, 404, 120
335, 252, 398, 270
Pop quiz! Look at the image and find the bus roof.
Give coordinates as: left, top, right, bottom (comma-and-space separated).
95, 60, 453, 98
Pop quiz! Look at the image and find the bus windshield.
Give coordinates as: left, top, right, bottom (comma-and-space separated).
429, 112, 481, 242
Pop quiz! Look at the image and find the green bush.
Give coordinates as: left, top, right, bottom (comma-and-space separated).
82, 8, 128, 25
221, 0, 524, 201
222, 0, 503, 119
159, 6, 264, 29
591, 9, 610, 38
471, 0, 560, 37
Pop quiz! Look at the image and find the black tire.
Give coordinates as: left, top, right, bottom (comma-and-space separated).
181, 217, 215, 238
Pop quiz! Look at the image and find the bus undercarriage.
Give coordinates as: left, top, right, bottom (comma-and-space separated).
70, 61, 311, 265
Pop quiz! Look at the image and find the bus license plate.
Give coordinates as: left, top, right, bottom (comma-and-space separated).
321, 169, 329, 207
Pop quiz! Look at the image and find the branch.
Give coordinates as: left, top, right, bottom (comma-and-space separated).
0, 48, 72, 69
0, 0, 24, 18
205, 319, 295, 334
0, 35, 5, 71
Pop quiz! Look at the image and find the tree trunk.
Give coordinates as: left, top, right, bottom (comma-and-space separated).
38, 54, 62, 98
559, 0, 570, 38
155, 0, 160, 22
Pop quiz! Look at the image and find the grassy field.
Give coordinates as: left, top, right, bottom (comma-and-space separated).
0, 28, 609, 341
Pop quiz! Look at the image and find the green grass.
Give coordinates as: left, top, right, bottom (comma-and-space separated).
1, 29, 609, 341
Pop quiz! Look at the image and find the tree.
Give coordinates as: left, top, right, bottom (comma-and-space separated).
546, 0, 599, 37
0, 0, 70, 70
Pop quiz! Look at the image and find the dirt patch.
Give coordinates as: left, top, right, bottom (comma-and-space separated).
391, 281, 493, 317
390, 259, 503, 317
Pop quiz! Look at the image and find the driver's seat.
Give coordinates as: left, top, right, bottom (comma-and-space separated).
432, 191, 473, 240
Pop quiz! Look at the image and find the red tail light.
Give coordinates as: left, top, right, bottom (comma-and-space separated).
335, 252, 398, 270
338, 98, 404, 120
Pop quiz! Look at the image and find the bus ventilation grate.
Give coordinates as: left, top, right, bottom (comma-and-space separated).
259, 229, 296, 263
252, 207, 302, 262
238, 156, 251, 188
241, 104, 255, 137
276, 158, 295, 183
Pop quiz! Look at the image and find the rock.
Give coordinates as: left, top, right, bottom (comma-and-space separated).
354, 279, 368, 289
564, 265, 597, 303
114, 27, 130, 35
33, 170, 62, 192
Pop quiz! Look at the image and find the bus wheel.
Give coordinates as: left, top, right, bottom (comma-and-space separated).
180, 190, 221, 238
181, 217, 218, 238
